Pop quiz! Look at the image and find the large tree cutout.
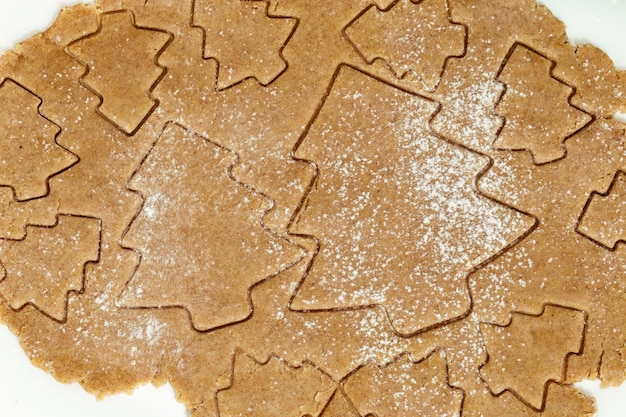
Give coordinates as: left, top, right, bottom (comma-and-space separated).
120, 123, 302, 331
290, 66, 532, 335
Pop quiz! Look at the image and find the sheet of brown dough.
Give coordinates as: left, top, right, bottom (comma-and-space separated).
0, 1, 625, 416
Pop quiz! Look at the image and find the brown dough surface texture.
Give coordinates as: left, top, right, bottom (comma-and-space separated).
0, 0, 625, 416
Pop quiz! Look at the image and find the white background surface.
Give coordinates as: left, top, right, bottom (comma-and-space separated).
0, 0, 625, 416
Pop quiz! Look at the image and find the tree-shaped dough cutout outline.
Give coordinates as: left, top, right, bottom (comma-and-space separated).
0, 214, 101, 322
288, 64, 533, 336
193, 0, 298, 90
216, 351, 336, 417
577, 170, 626, 250
119, 122, 303, 332
66, 10, 173, 135
479, 304, 586, 410
344, 0, 466, 91
0, 79, 78, 201
341, 349, 464, 417
494, 43, 593, 165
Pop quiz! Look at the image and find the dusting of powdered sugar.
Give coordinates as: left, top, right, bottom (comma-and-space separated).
295, 69, 531, 333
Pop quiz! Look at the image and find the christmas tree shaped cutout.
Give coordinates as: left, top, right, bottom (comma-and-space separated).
193, 0, 297, 89
0, 79, 78, 201
494, 44, 592, 164
345, 0, 466, 91
290, 65, 533, 335
67, 10, 172, 135
577, 171, 626, 249
120, 123, 302, 331
0, 215, 100, 321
